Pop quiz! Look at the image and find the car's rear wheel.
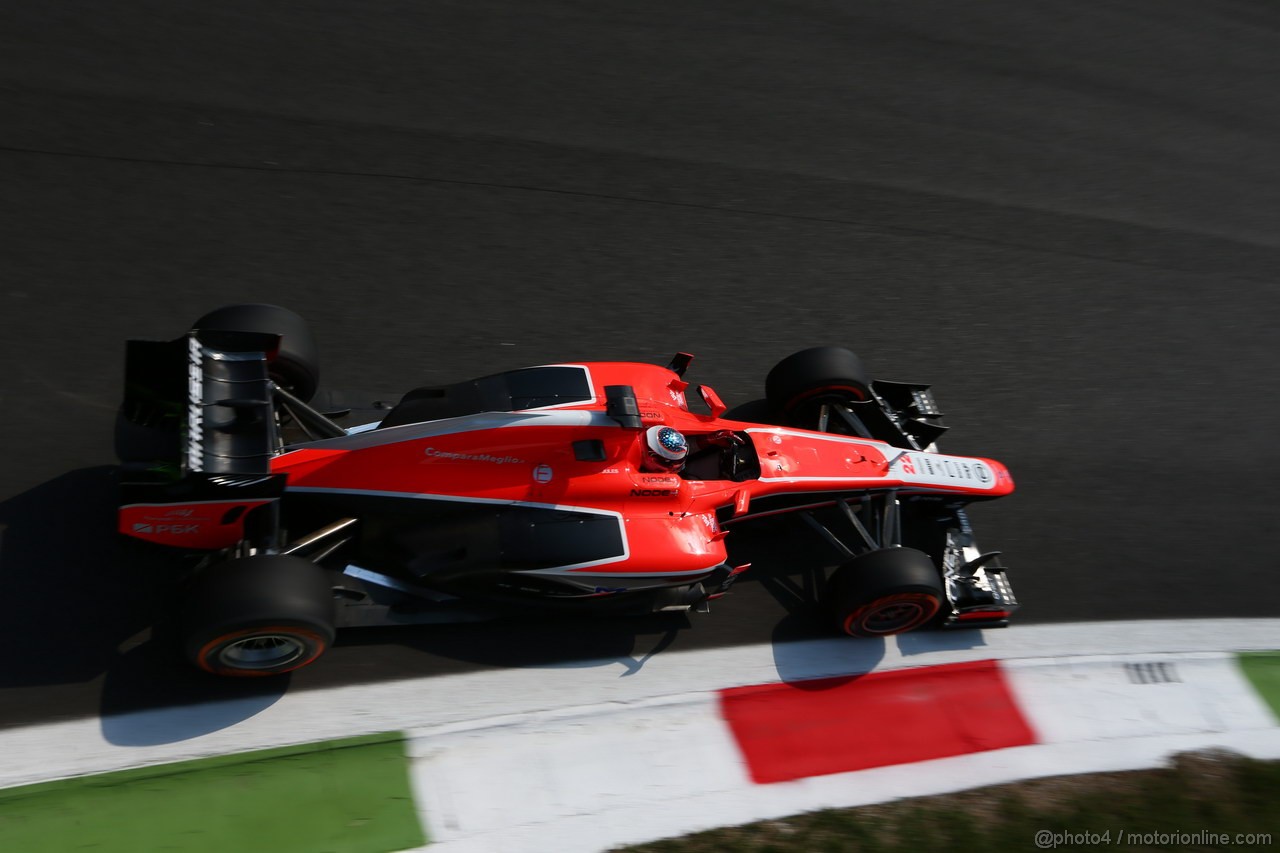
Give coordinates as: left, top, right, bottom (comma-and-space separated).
826, 547, 943, 637
765, 347, 871, 427
193, 304, 320, 402
181, 554, 335, 676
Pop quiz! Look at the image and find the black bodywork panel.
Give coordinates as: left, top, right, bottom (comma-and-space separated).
378, 366, 593, 428
285, 491, 626, 594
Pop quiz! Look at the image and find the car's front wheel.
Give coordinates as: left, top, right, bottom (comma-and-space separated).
765, 346, 871, 428
825, 547, 943, 637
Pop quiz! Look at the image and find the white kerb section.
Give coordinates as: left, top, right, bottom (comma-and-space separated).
1003, 652, 1277, 744
407, 694, 751, 853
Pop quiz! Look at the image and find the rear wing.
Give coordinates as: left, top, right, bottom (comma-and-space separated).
117, 330, 288, 549
120, 330, 286, 475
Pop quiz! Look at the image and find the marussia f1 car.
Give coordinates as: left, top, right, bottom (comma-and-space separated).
116, 305, 1018, 676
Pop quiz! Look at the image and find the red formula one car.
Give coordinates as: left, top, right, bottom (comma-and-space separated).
116, 305, 1017, 676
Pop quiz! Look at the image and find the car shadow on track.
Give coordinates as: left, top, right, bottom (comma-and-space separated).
0, 467, 769, 734
0, 467, 287, 738
0, 467, 162, 689
0, 470, 987, 740
325, 517, 847, 680
330, 609, 695, 678
732, 517, 991, 687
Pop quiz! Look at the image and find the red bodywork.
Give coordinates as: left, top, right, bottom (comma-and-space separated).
119, 362, 1013, 588
119, 498, 274, 550
119, 360, 1013, 606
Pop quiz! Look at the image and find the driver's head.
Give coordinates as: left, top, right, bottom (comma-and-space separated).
645, 425, 689, 471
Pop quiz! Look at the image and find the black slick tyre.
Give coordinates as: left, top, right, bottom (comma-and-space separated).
181, 554, 335, 676
193, 304, 320, 402
826, 547, 943, 637
765, 347, 871, 421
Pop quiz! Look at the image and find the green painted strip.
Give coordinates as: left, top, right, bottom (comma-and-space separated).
0, 732, 427, 853
1238, 652, 1280, 722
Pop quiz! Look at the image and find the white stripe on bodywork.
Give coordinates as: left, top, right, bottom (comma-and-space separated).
277, 408, 622, 454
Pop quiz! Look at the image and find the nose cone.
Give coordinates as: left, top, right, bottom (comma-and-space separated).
983, 458, 1016, 495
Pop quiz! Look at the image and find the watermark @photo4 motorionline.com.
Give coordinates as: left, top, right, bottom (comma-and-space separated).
1035, 829, 1272, 848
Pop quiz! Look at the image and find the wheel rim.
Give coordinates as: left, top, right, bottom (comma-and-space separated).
864, 601, 928, 633
845, 592, 940, 636
218, 633, 307, 670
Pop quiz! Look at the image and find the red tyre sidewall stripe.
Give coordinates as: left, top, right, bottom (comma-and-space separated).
197, 625, 328, 677
842, 592, 941, 636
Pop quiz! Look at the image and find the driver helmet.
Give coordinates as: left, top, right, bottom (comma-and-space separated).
645, 425, 689, 470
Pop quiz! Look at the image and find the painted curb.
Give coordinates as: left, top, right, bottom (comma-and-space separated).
405, 650, 1280, 852
2, 620, 1278, 852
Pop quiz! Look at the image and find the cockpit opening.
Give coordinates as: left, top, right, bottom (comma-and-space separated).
679, 430, 760, 482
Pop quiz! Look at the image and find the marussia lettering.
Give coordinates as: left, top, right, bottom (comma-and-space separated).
917, 455, 990, 483
186, 335, 204, 472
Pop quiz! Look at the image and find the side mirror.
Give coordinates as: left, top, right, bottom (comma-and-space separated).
699, 384, 728, 418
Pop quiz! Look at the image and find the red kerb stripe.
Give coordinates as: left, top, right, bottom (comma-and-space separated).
718, 659, 1036, 784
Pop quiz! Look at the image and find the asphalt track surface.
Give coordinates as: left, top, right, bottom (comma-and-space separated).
2, 1, 1279, 729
